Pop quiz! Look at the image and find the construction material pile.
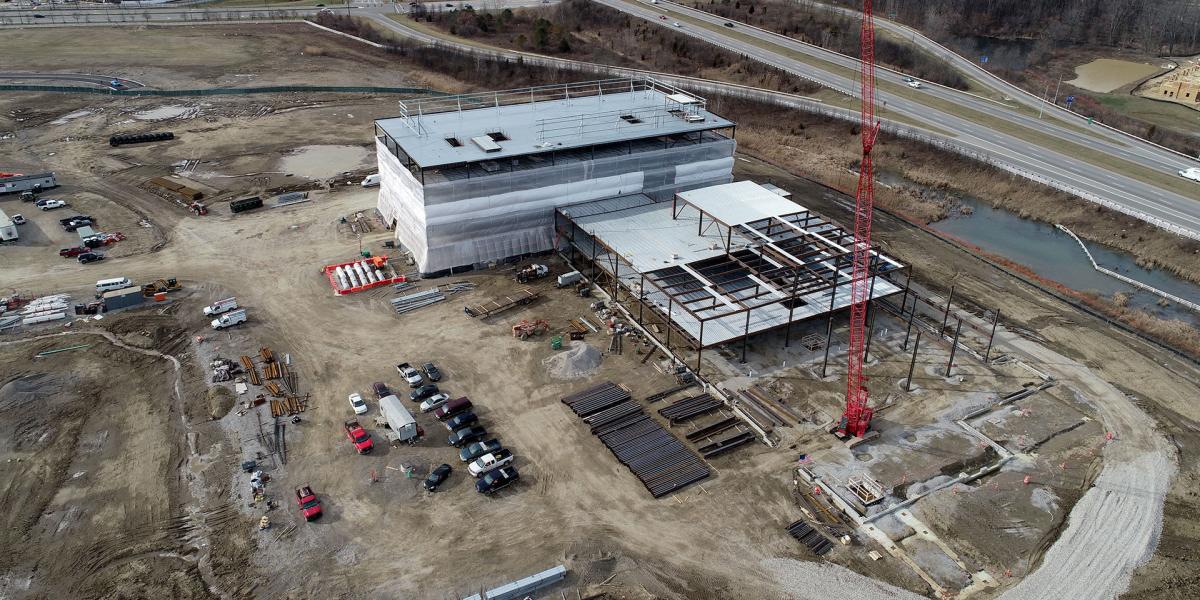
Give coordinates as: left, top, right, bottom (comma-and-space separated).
786, 520, 833, 556
324, 256, 406, 295
658, 393, 722, 424
543, 340, 602, 379
562, 382, 710, 498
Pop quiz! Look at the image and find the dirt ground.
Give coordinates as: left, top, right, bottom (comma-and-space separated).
1, 22, 1199, 600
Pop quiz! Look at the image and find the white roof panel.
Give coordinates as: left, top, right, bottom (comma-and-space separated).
676, 181, 803, 225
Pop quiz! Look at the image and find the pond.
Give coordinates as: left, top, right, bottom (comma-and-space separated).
1067, 58, 1162, 93
930, 196, 1200, 326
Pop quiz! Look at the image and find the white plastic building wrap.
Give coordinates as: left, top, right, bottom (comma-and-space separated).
376, 137, 736, 274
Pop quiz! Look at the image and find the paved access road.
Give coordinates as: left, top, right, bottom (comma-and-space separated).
594, 0, 1200, 239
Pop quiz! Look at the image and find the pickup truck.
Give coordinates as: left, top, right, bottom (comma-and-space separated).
38, 199, 67, 211
295, 485, 323, 521
396, 362, 423, 387
211, 308, 247, 330
203, 297, 238, 316
468, 449, 514, 477
475, 466, 519, 494
343, 419, 374, 454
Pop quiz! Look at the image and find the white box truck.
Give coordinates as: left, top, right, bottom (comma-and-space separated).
203, 297, 238, 316
378, 394, 423, 444
210, 308, 247, 330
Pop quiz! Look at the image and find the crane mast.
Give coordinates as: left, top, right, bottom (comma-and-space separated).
837, 0, 881, 438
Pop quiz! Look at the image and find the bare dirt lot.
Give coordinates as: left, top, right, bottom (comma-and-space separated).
1, 21, 1198, 600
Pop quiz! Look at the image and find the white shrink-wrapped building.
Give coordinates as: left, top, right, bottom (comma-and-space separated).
373, 78, 737, 275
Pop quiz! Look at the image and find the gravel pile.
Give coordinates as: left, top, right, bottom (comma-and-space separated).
543, 341, 602, 380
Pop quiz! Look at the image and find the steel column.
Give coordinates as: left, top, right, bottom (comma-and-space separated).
905, 331, 921, 392
946, 318, 962, 377
940, 285, 955, 335
903, 293, 916, 351
984, 309, 1000, 363
741, 308, 752, 363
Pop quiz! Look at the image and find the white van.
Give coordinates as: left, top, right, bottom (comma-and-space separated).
361, 174, 381, 188
96, 277, 132, 294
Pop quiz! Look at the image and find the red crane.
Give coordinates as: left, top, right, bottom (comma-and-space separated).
836, 0, 881, 439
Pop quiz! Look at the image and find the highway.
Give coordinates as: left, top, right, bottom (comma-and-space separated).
1, 0, 1198, 239
592, 0, 1200, 238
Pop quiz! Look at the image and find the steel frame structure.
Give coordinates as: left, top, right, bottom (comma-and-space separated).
554, 193, 901, 368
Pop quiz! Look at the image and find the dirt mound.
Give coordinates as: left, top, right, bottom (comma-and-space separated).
207, 386, 235, 420
542, 340, 602, 379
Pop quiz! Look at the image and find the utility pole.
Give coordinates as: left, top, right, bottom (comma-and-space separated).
1038, 82, 1050, 119
1052, 73, 1063, 106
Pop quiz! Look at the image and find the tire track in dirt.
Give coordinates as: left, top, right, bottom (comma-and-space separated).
0, 330, 234, 599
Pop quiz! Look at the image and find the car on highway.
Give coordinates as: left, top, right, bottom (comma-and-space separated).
459, 438, 502, 462
418, 392, 451, 412
448, 424, 488, 447
468, 449, 514, 477
724, 21, 734, 27
443, 411, 478, 431
475, 465, 518, 494
906, 79, 923, 89
1179, 167, 1200, 182
658, 15, 666, 20
424, 464, 452, 491
372, 381, 392, 399
348, 392, 368, 415
77, 252, 105, 264
673, 21, 682, 27
38, 199, 67, 211
33, 13, 46, 18
410, 383, 440, 402
295, 485, 322, 521
59, 246, 87, 258
422, 362, 442, 382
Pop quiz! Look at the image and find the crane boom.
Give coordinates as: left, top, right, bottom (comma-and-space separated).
837, 0, 880, 438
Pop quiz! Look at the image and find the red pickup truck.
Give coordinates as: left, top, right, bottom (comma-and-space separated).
343, 419, 374, 454
295, 485, 322, 521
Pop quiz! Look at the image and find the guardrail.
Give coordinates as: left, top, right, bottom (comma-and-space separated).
0, 83, 436, 96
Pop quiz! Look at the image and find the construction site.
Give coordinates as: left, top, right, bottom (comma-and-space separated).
1, 14, 1198, 600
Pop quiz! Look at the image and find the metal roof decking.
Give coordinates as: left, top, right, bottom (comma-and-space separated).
376, 78, 734, 169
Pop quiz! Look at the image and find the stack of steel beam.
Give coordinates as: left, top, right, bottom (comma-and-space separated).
562, 382, 630, 417
390, 289, 445, 314
562, 381, 710, 498
696, 431, 755, 458
658, 393, 722, 424
786, 520, 833, 556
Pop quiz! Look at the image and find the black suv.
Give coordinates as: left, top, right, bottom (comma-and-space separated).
78, 252, 104, 264
475, 466, 518, 494
423, 362, 442, 382
410, 383, 440, 402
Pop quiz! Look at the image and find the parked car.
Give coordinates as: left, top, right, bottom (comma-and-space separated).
295, 485, 322, 521
434, 397, 472, 420
396, 362, 423, 386
59, 246, 87, 258
475, 466, 519, 494
348, 392, 368, 415
410, 383, 440, 402
468, 449, 514, 477
62, 218, 93, 232
77, 252, 104, 264
422, 362, 442, 382
443, 411, 478, 431
418, 392, 451, 413
424, 464, 452, 491
343, 419, 374, 454
459, 438, 502, 463
372, 381, 392, 399
448, 424, 488, 447
10, 214, 25, 225
38, 199, 67, 211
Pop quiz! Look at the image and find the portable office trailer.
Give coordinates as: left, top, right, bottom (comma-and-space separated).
379, 395, 421, 443
0, 172, 57, 195
102, 286, 146, 311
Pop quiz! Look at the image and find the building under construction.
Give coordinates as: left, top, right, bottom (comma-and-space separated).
373, 78, 736, 275
554, 181, 904, 364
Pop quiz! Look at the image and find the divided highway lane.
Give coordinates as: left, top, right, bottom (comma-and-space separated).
627, 0, 1195, 174
595, 0, 1200, 238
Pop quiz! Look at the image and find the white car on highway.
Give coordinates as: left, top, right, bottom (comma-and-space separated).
348, 392, 368, 415
906, 79, 922, 89
1179, 167, 1200, 182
